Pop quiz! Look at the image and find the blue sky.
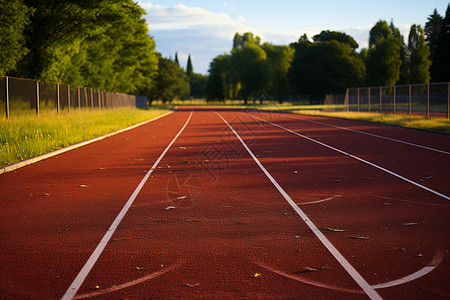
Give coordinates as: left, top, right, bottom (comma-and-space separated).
139, 1, 449, 74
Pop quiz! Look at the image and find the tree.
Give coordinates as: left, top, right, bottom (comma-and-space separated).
206, 54, 230, 102
430, 5, 450, 82
0, 0, 33, 76
174, 52, 179, 66
150, 55, 190, 103
231, 33, 269, 104
289, 38, 365, 102
186, 55, 193, 77
365, 20, 403, 86
425, 8, 444, 82
313, 30, 359, 50
408, 24, 431, 83
262, 43, 294, 100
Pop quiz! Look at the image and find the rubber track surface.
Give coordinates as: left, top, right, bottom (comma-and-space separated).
0, 108, 449, 299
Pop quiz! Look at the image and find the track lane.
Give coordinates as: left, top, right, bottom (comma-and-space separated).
1, 108, 448, 299
69, 110, 370, 299
225, 110, 449, 299
0, 112, 190, 299
248, 110, 450, 200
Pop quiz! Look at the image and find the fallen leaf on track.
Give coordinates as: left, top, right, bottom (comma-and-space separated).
253, 273, 261, 278
165, 206, 176, 211
403, 222, 419, 226
135, 267, 145, 270
320, 226, 347, 232
348, 235, 369, 240
79, 185, 88, 188
180, 160, 190, 164
295, 267, 318, 273
185, 283, 200, 287
179, 147, 187, 150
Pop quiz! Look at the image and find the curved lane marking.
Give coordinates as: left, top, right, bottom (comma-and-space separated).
254, 261, 363, 294
284, 114, 450, 155
73, 259, 185, 299
371, 250, 444, 289
61, 111, 193, 300
297, 195, 341, 205
255, 251, 443, 294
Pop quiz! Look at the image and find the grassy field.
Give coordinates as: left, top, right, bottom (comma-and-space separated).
0, 108, 170, 168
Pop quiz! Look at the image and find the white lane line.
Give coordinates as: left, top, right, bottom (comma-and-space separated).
216, 113, 383, 300
283, 113, 450, 155
61, 111, 193, 300
250, 114, 450, 201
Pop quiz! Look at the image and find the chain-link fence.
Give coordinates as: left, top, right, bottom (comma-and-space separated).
0, 76, 139, 118
346, 82, 450, 118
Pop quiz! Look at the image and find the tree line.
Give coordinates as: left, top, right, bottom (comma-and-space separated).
207, 5, 450, 103
1, 2, 448, 104
0, 0, 204, 103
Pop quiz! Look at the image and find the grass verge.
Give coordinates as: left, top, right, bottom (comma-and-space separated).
294, 110, 450, 134
0, 108, 170, 168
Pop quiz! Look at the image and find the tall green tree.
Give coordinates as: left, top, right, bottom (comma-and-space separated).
150, 55, 189, 103
231, 32, 269, 104
0, 0, 34, 76
313, 30, 359, 50
425, 8, 444, 82
186, 55, 193, 77
262, 43, 294, 99
431, 5, 450, 82
408, 24, 431, 83
289, 36, 365, 102
365, 20, 403, 86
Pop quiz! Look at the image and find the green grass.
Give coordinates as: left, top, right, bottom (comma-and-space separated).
295, 110, 450, 134
0, 107, 170, 168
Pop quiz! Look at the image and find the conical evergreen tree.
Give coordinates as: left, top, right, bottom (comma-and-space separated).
186, 55, 193, 76
174, 52, 179, 66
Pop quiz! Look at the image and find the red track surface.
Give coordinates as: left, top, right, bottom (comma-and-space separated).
0, 108, 449, 299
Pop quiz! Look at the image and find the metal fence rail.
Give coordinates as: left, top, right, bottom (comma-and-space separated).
345, 82, 450, 119
0, 76, 138, 118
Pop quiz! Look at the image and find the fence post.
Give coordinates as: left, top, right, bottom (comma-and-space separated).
67, 85, 70, 112
90, 88, 94, 108
447, 82, 449, 119
408, 84, 412, 115
5, 77, 9, 119
426, 83, 430, 118
368, 87, 371, 112
57, 83, 60, 113
77, 86, 80, 109
357, 88, 360, 112
393, 85, 396, 114
36, 81, 40, 116
379, 86, 382, 112
345, 88, 349, 111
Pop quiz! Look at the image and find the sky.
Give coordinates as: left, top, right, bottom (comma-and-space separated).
139, 0, 449, 75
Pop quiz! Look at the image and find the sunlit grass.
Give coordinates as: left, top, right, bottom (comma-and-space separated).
294, 110, 450, 134
0, 108, 170, 167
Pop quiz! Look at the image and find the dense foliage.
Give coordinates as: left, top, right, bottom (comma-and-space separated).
207, 6, 449, 102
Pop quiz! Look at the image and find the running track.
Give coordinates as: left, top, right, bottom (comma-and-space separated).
0, 107, 449, 299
